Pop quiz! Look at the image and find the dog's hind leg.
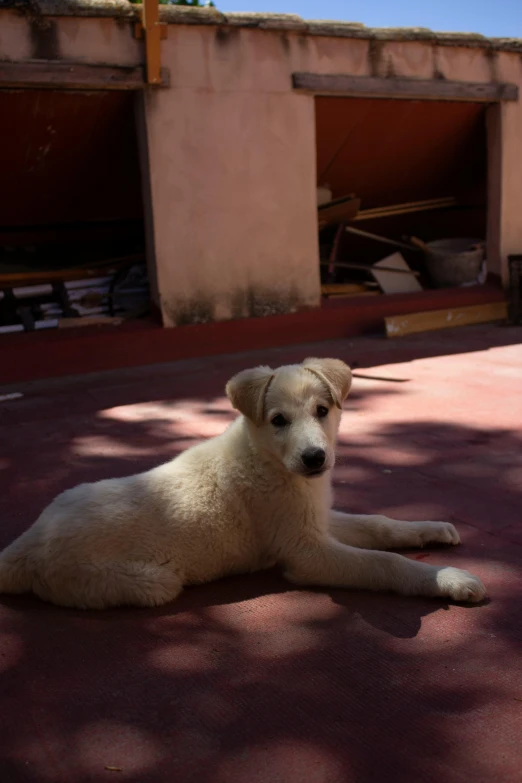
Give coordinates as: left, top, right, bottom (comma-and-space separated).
329, 511, 460, 550
0, 553, 32, 595
32, 561, 183, 610
0, 533, 37, 595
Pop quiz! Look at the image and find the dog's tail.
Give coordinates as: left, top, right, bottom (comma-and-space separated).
0, 539, 33, 594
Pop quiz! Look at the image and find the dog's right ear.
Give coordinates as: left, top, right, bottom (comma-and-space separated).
226, 366, 274, 426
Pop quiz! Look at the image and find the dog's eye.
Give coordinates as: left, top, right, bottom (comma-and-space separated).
316, 405, 329, 419
271, 414, 288, 428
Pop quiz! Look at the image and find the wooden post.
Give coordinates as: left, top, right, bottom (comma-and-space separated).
141, 0, 164, 86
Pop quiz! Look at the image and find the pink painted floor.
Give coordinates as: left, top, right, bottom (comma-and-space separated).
1, 324, 522, 783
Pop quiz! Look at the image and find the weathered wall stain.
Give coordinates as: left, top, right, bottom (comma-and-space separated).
30, 18, 60, 59
163, 295, 215, 326
230, 286, 302, 320
164, 286, 306, 326
367, 38, 384, 77
485, 49, 499, 82
385, 57, 396, 78
279, 33, 290, 54
215, 27, 239, 48
432, 45, 446, 80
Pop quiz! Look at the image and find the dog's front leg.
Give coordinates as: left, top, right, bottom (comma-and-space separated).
329, 510, 460, 550
283, 536, 486, 602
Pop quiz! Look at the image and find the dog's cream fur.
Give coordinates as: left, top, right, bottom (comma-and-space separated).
0, 358, 486, 609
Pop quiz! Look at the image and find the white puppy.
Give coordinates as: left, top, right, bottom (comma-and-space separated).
0, 358, 486, 609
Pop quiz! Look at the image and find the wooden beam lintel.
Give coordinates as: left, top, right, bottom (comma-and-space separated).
293, 73, 519, 102
0, 61, 167, 90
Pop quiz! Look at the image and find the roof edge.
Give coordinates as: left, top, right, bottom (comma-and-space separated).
4, 1, 522, 53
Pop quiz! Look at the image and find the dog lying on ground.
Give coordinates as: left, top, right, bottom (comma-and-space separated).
0, 358, 486, 609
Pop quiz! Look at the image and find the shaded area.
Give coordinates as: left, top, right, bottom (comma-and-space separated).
0, 325, 521, 782
0, 90, 143, 229
315, 97, 487, 209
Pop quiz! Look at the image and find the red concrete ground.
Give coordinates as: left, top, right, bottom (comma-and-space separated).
1, 324, 522, 783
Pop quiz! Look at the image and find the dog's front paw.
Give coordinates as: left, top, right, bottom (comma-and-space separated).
415, 521, 460, 547
435, 566, 487, 603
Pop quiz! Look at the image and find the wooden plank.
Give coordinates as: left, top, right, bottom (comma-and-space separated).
345, 225, 419, 253
385, 301, 508, 338
0, 62, 156, 90
292, 73, 518, 102
355, 197, 457, 221
357, 197, 455, 216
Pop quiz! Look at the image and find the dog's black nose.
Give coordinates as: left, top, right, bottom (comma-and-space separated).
301, 448, 326, 470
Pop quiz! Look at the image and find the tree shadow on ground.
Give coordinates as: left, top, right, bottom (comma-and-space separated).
0, 382, 406, 544
0, 333, 522, 782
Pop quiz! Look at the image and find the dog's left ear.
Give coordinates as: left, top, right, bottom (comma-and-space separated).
226, 366, 274, 426
303, 358, 352, 409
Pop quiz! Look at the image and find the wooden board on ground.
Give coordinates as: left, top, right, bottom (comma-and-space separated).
385, 301, 508, 338
371, 253, 423, 295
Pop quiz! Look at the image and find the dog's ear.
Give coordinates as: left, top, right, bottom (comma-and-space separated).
303, 358, 352, 409
226, 366, 274, 425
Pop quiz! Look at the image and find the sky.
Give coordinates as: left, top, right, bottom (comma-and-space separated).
219, 0, 522, 38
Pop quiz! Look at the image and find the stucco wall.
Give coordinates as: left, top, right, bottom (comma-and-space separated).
0, 12, 141, 65
143, 25, 325, 326
2, 7, 522, 323
139, 25, 522, 318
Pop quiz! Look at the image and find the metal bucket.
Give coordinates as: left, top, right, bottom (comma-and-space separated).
425, 238, 485, 288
